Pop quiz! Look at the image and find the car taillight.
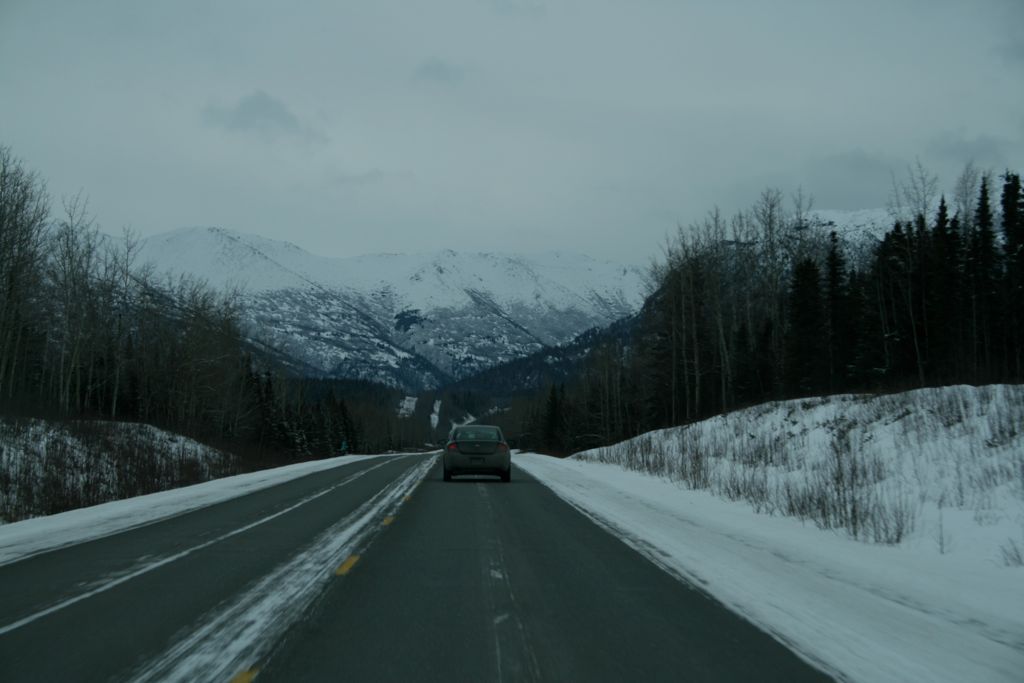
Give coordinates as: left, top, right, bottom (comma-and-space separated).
447, 443, 458, 451
497, 442, 508, 452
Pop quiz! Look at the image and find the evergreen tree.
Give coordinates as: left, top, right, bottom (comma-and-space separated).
875, 222, 918, 381
847, 269, 882, 385
825, 231, 850, 391
1002, 172, 1023, 252
968, 176, 1000, 380
911, 212, 933, 382
541, 383, 565, 454
785, 258, 827, 396
949, 213, 970, 377
1001, 173, 1023, 377
928, 197, 961, 379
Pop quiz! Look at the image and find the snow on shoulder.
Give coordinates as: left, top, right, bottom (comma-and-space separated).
0, 454, 387, 566
515, 385, 1024, 683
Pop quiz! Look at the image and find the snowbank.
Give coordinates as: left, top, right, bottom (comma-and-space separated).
514, 384, 1024, 682
576, 385, 1024, 559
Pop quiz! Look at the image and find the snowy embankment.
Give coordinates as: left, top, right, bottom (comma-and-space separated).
0, 452, 388, 566
516, 384, 1024, 683
0, 418, 239, 523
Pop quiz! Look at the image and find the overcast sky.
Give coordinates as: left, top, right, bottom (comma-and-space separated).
2, 0, 1022, 264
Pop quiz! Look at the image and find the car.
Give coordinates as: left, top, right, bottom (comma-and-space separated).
443, 425, 511, 482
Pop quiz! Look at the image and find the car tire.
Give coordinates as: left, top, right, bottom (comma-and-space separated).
501, 469, 511, 483
443, 467, 452, 482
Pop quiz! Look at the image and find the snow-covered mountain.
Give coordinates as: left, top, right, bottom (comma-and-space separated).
137, 227, 646, 390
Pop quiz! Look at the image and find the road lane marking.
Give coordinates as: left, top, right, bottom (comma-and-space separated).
382, 516, 395, 526
481, 486, 542, 681
229, 668, 259, 683
0, 458, 400, 637
335, 554, 360, 575
403, 494, 412, 502
130, 455, 438, 683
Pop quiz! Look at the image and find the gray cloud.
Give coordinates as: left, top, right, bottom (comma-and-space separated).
490, 0, 545, 18
997, 39, 1024, 66
993, 0, 1024, 66
2, 0, 1023, 264
413, 58, 465, 84
339, 170, 385, 185
926, 130, 1011, 168
203, 90, 327, 145
800, 150, 901, 210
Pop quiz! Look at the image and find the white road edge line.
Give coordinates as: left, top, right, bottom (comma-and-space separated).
0, 457, 400, 636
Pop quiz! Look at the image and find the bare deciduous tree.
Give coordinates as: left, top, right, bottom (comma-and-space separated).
0, 146, 49, 399
954, 161, 980, 230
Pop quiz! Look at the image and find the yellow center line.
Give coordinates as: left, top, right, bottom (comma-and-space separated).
403, 494, 412, 502
335, 554, 360, 576
382, 516, 395, 526
229, 668, 259, 683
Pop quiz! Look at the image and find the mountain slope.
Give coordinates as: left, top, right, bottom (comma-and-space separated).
137, 227, 646, 390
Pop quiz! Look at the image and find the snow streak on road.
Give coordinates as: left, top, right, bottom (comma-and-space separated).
0, 458, 402, 638
0, 455, 437, 682
133, 456, 434, 682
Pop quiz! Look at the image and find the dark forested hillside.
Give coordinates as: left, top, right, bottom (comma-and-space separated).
446, 314, 640, 398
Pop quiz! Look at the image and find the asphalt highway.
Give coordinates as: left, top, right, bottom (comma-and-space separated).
0, 454, 831, 682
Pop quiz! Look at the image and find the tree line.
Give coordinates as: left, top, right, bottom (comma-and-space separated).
517, 163, 1023, 454
7, 143, 1018, 462
0, 145, 437, 463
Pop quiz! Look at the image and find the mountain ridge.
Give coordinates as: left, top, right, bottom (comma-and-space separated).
136, 226, 648, 390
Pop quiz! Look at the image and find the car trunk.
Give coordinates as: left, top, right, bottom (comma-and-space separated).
455, 440, 499, 455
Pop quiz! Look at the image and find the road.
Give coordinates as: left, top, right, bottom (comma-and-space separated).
0, 454, 831, 682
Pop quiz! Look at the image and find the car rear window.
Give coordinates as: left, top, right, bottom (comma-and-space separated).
454, 427, 501, 441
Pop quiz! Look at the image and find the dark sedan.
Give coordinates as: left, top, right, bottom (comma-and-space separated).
443, 425, 511, 482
